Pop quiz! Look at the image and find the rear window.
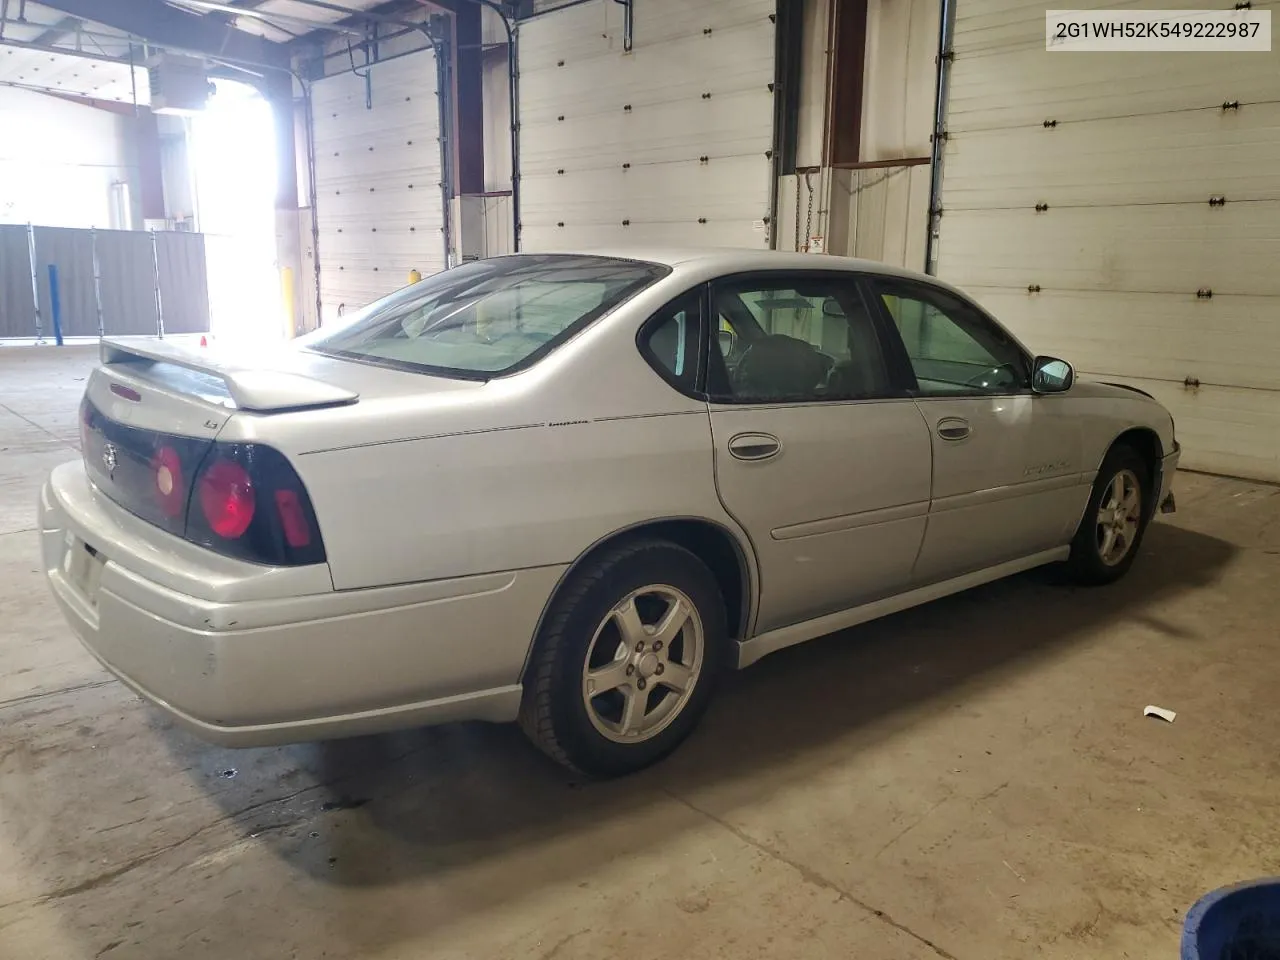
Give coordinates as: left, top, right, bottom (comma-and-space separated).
302, 255, 668, 379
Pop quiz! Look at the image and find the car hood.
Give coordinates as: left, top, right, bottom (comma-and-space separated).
1071, 378, 1159, 402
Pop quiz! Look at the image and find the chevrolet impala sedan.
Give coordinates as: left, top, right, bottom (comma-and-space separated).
40, 250, 1179, 776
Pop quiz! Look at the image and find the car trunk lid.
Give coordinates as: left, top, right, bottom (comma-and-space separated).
81, 337, 362, 538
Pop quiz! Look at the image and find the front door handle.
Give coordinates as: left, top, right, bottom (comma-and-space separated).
727, 432, 781, 462
936, 417, 971, 441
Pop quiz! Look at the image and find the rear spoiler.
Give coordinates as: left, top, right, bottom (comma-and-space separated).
101, 337, 359, 413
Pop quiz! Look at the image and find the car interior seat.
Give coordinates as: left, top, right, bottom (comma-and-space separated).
825, 300, 888, 398
735, 334, 830, 398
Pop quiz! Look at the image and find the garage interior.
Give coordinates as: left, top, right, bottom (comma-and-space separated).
2, 0, 1279, 957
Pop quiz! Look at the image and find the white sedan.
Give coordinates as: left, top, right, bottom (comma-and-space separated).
40, 250, 1179, 776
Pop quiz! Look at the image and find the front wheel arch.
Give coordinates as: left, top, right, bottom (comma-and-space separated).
1101, 427, 1163, 516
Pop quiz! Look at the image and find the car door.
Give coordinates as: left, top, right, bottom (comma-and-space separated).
865, 277, 1085, 585
705, 273, 933, 635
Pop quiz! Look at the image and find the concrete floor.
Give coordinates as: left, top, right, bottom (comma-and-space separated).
1, 344, 1278, 960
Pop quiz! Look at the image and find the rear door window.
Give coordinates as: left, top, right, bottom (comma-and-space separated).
708, 276, 892, 402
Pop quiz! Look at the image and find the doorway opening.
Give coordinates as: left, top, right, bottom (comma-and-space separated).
190, 78, 282, 345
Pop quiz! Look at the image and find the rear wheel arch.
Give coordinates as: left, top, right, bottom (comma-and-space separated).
521, 517, 756, 683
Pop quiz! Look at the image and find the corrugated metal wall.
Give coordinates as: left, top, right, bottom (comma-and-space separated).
0, 226, 36, 338
95, 231, 158, 336
155, 232, 210, 335
0, 226, 210, 338
34, 228, 97, 337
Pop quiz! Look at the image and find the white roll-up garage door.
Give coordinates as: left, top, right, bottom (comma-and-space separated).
934, 0, 1280, 481
311, 47, 446, 324
517, 0, 777, 251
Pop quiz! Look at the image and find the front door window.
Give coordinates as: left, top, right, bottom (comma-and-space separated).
873, 283, 1029, 396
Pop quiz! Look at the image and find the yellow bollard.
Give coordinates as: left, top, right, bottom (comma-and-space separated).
408, 268, 422, 285
281, 267, 296, 339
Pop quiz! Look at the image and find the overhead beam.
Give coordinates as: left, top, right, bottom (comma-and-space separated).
33, 15, 76, 45
35, 0, 288, 67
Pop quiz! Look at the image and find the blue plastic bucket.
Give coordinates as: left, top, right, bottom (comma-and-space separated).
1183, 879, 1280, 960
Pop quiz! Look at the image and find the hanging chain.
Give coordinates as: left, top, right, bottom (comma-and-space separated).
793, 176, 802, 252
803, 171, 815, 250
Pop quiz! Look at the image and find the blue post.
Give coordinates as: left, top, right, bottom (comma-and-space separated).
47, 264, 64, 346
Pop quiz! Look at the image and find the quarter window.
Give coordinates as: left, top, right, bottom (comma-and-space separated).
873, 282, 1029, 396
709, 279, 891, 402
640, 292, 703, 393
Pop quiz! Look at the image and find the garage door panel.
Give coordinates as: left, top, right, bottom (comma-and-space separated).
314, 192, 440, 223
953, 0, 1280, 55
518, 0, 775, 252
942, 106, 1280, 209
316, 228, 440, 262
312, 66, 438, 114
521, 154, 771, 226
519, 24, 774, 125
517, 1, 615, 68
314, 145, 441, 186
939, 0, 1280, 481
311, 47, 444, 321
520, 90, 773, 174
969, 289, 1280, 391
519, 0, 775, 70
522, 219, 766, 252
949, 50, 1280, 133
320, 276, 413, 315
1088, 375, 1280, 482
313, 113, 440, 147
938, 204, 1280, 297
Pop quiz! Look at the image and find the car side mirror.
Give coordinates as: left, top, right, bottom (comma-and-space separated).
716, 328, 738, 357
1032, 356, 1074, 394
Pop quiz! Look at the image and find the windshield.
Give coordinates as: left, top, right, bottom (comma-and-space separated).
301, 255, 668, 379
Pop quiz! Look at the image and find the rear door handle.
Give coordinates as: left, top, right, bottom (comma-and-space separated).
727, 432, 781, 462
936, 418, 971, 441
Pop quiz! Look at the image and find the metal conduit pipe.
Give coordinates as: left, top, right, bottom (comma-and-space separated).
924, 0, 957, 275
451, 0, 521, 252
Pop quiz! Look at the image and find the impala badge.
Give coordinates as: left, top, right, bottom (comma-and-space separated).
102, 443, 118, 474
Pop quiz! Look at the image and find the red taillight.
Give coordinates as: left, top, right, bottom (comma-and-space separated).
151, 445, 185, 518
183, 442, 324, 565
198, 459, 255, 539
274, 489, 312, 548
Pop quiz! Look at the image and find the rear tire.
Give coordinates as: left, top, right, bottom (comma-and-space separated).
519, 539, 728, 778
1066, 444, 1151, 585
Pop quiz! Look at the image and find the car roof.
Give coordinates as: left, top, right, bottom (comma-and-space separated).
520, 246, 934, 282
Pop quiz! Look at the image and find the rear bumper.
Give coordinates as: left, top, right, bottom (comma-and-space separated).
40, 461, 563, 747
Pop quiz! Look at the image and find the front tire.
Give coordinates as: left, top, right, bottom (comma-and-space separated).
1066, 444, 1151, 585
519, 539, 728, 778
